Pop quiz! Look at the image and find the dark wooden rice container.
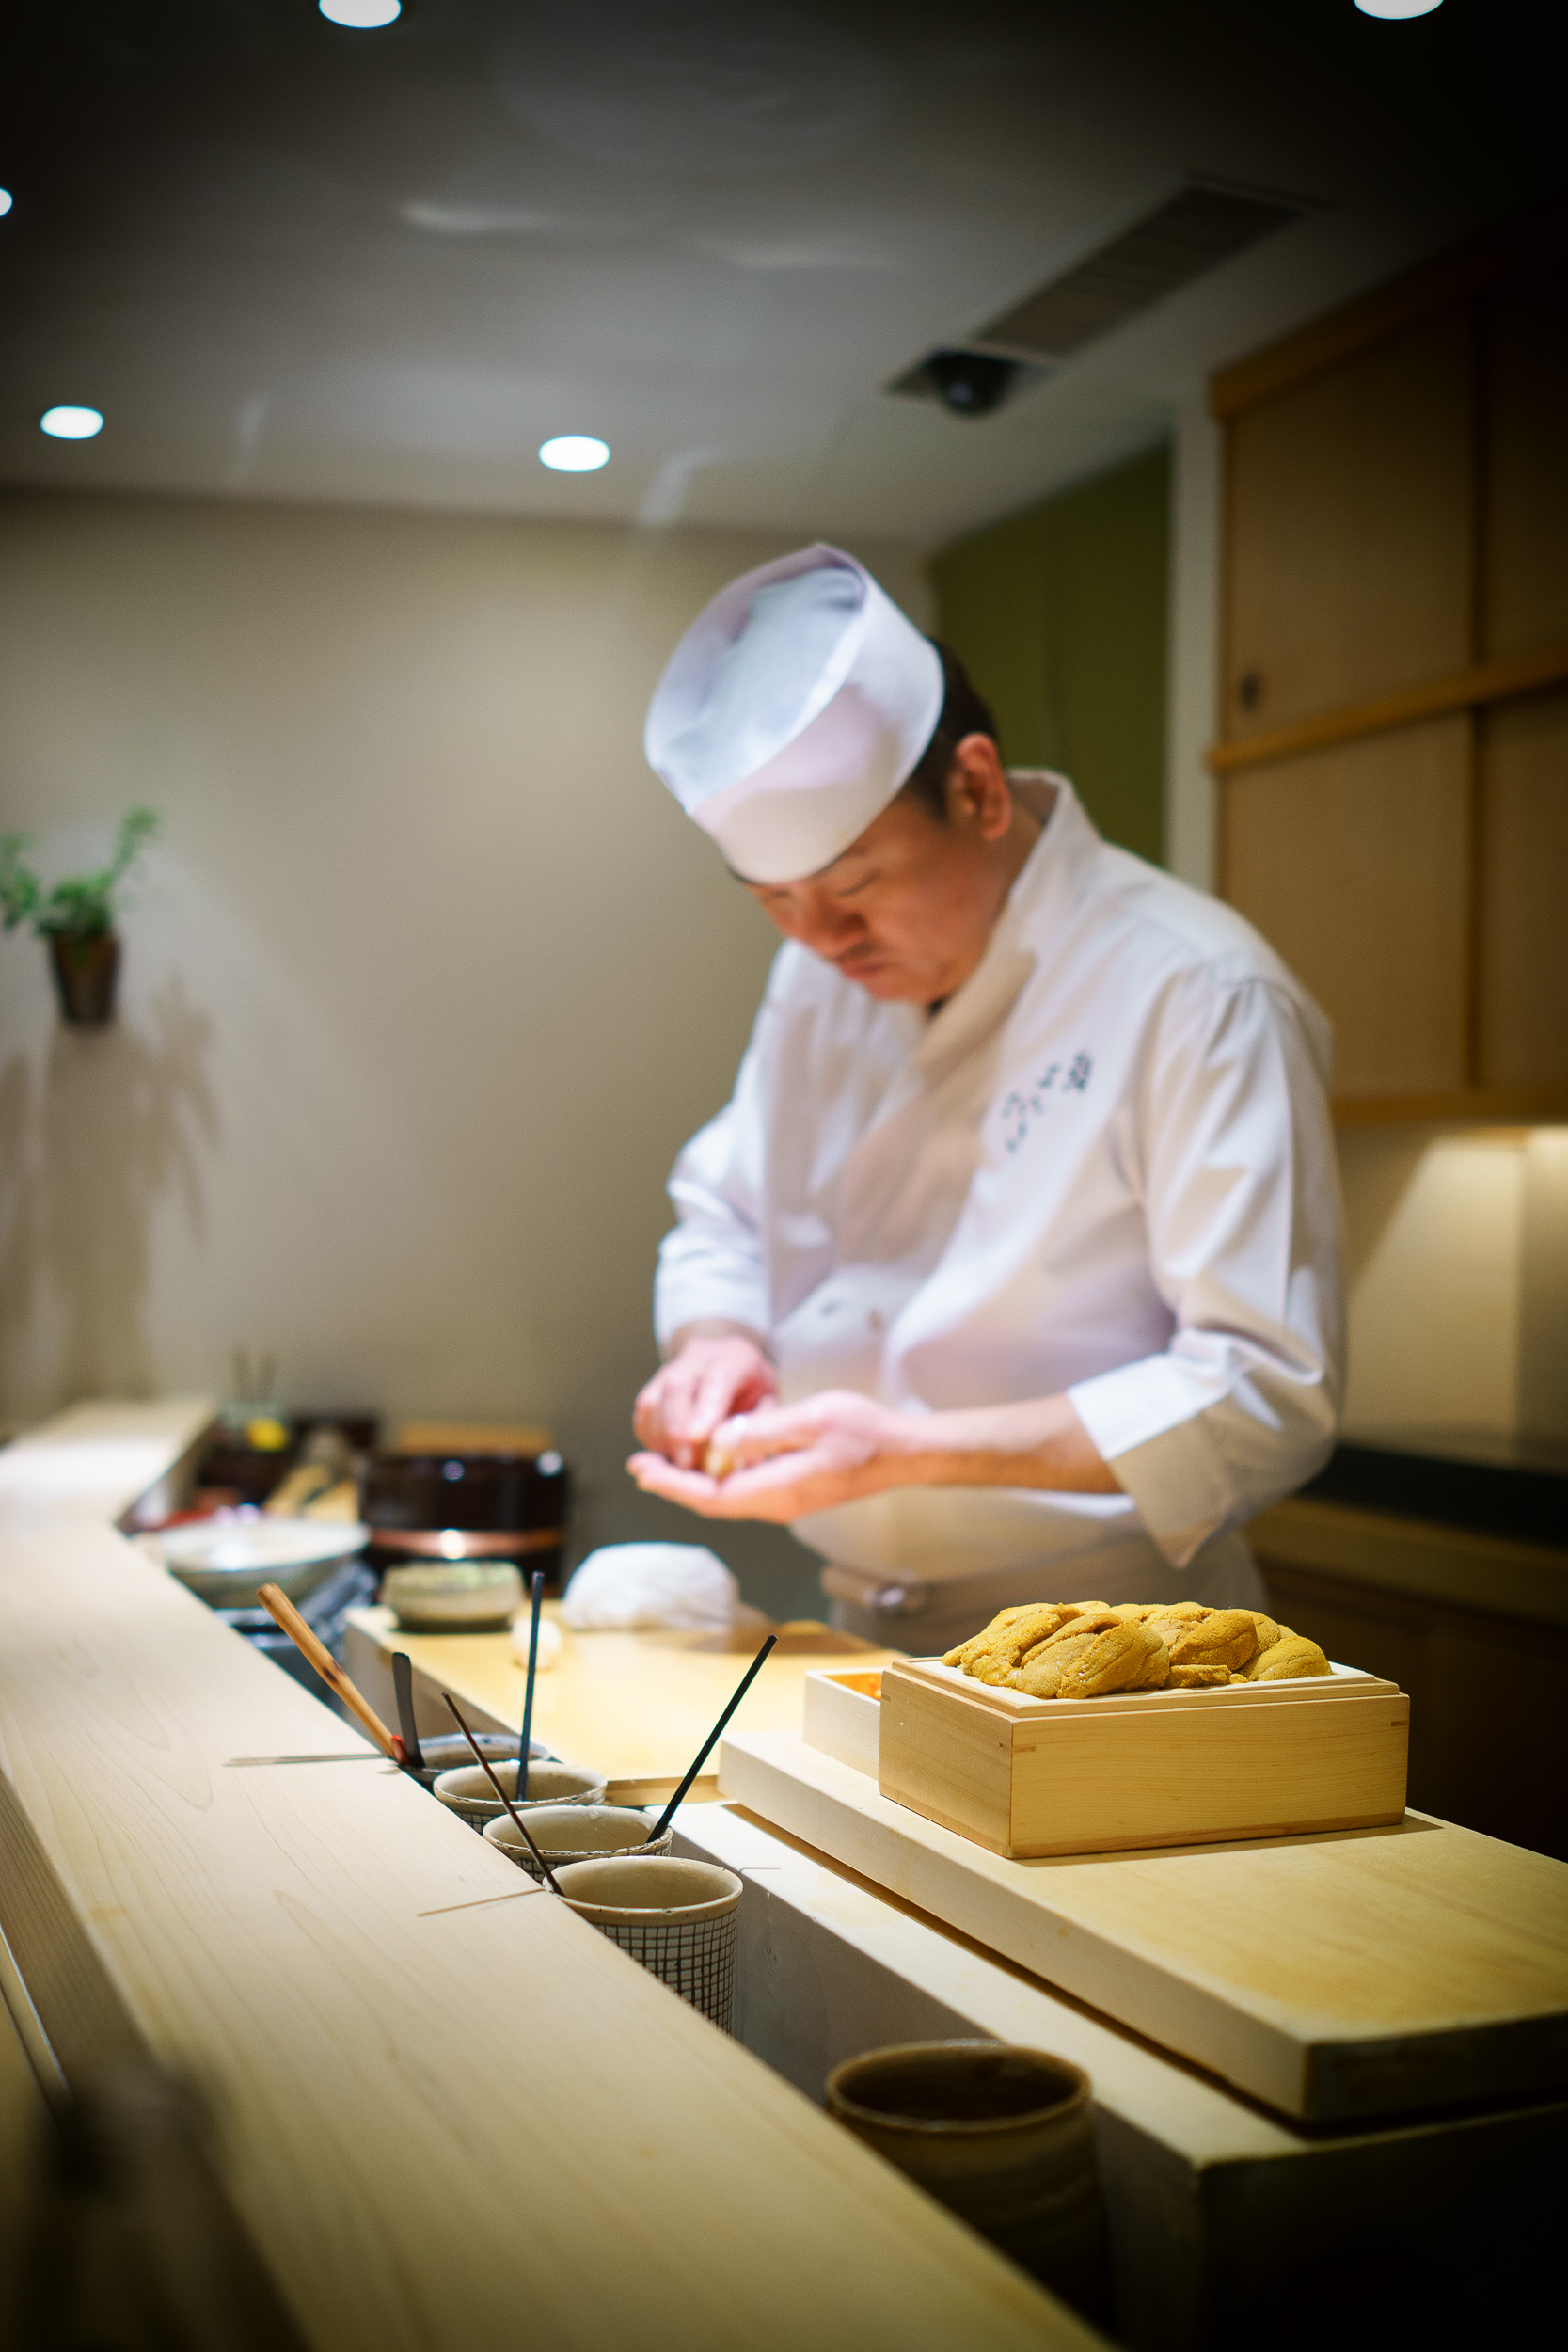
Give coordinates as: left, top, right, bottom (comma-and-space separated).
357, 1447, 571, 1591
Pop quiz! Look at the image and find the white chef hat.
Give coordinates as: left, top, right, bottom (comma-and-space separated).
644, 543, 944, 884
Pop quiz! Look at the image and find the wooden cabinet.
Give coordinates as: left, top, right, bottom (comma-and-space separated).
1258, 1554, 1568, 1865
1482, 266, 1568, 660
1225, 308, 1473, 738
1211, 210, 1568, 1122
1479, 689, 1568, 1093
1224, 718, 1470, 1100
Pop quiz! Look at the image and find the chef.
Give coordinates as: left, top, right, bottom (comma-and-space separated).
628, 543, 1343, 1649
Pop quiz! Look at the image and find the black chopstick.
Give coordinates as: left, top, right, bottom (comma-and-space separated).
442, 1692, 565, 1896
649, 1634, 777, 1842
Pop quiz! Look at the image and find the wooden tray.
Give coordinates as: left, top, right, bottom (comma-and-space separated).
720, 1729, 1568, 2122
802, 1668, 883, 1778
879, 1657, 1408, 1858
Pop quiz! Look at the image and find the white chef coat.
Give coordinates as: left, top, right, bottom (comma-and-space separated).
654, 776, 1344, 1604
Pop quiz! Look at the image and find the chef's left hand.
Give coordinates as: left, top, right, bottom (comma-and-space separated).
627, 1391, 908, 1521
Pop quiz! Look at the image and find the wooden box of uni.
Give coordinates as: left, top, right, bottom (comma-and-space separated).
879, 1602, 1409, 1859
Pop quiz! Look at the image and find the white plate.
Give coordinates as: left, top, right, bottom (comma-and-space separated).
157, 1518, 369, 1573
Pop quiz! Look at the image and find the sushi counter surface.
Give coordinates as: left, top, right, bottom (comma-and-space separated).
5, 1403, 1568, 2352
340, 1603, 903, 1804
0, 1404, 1089, 2352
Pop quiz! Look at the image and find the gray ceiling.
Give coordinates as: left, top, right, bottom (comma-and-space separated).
0, 0, 1557, 548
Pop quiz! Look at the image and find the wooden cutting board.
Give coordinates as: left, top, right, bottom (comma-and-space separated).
719, 1729, 1568, 2123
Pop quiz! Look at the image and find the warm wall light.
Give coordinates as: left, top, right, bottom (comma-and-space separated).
539, 435, 610, 473
318, 0, 401, 25
40, 405, 103, 439
1354, 0, 1443, 17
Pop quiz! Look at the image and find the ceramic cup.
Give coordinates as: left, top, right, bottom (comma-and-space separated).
403, 1731, 550, 1794
432, 1757, 606, 1832
483, 1803, 673, 1879
552, 1855, 743, 2032
824, 2042, 1106, 2320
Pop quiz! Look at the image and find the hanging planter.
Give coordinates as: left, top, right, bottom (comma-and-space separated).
48, 930, 122, 1028
1, 809, 159, 1030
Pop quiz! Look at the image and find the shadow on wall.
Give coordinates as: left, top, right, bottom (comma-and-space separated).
0, 977, 214, 1401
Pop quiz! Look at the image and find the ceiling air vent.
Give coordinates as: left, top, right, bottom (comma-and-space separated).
975, 180, 1308, 361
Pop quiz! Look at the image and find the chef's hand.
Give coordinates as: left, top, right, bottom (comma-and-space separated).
632, 1323, 778, 1470
628, 1391, 903, 1521
627, 1388, 1120, 1518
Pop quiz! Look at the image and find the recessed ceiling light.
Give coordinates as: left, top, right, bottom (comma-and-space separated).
0, 190, 13, 218
318, 0, 401, 26
40, 405, 103, 440
1354, 0, 1443, 16
539, 436, 610, 473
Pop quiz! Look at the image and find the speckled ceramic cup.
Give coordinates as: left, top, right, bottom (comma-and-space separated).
483, 1803, 673, 1878
432, 1756, 606, 1832
403, 1731, 550, 1794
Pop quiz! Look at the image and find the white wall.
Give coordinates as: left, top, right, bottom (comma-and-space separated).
0, 490, 932, 1613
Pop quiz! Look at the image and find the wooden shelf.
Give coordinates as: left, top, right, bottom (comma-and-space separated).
720, 1730, 1568, 2125
1331, 1087, 1568, 1127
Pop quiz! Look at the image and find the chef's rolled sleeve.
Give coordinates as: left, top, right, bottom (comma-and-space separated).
1067, 969, 1343, 1567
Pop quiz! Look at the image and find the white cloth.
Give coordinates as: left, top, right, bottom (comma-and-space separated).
643, 544, 943, 883
562, 1543, 738, 1630
654, 777, 1344, 1593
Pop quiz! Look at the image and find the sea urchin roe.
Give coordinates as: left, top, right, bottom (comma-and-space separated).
1244, 1631, 1330, 1680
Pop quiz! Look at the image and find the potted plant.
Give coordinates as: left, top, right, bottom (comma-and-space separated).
0, 807, 161, 1027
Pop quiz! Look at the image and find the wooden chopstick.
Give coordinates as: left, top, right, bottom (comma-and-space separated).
257, 1582, 407, 1764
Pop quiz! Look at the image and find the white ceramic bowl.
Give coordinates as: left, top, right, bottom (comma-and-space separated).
155, 1517, 368, 1610
384, 1562, 524, 1631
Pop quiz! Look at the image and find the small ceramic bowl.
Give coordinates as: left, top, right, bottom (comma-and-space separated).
483, 1803, 673, 1879
383, 1562, 524, 1632
432, 1757, 607, 1831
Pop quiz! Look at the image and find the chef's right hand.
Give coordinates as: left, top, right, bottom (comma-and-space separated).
633, 1326, 778, 1470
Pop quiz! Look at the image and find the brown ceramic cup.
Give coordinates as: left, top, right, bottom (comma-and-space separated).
825, 2041, 1106, 2320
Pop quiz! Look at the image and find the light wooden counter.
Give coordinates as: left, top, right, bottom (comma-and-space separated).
342, 1603, 903, 1803
673, 1799, 1568, 2351
0, 1406, 1092, 2352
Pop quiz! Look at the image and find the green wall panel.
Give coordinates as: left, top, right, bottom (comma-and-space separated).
928, 444, 1170, 866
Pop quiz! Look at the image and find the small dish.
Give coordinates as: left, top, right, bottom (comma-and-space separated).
383, 1562, 523, 1632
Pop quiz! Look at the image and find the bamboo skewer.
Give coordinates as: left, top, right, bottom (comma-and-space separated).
257, 1582, 407, 1764
442, 1692, 564, 1895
